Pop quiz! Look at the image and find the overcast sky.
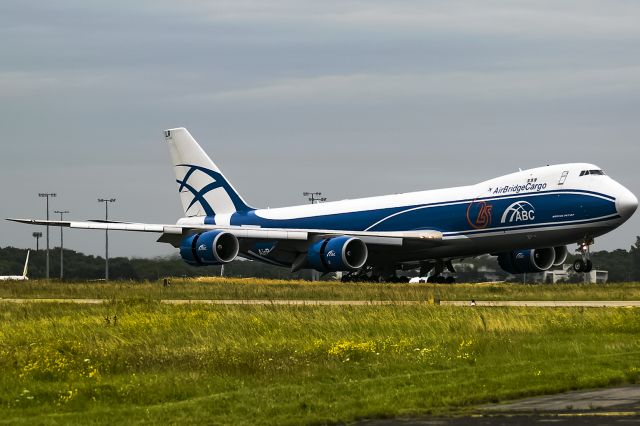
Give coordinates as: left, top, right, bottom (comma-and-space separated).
1, 0, 639, 258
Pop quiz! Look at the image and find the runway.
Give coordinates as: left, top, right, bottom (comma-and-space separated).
1, 298, 640, 307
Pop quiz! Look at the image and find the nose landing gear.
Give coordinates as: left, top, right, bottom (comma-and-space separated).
573, 239, 594, 273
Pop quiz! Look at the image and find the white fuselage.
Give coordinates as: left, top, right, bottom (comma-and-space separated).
177, 163, 637, 266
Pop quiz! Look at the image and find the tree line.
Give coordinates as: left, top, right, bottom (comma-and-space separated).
0, 236, 638, 282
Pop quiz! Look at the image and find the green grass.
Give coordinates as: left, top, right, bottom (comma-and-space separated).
0, 298, 639, 424
2, 278, 640, 301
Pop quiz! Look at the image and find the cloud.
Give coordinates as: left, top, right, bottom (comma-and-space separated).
180, 0, 640, 39
185, 66, 640, 107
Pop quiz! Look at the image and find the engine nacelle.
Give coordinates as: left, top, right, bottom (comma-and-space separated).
307, 236, 368, 272
180, 230, 239, 266
497, 247, 556, 274
552, 246, 568, 266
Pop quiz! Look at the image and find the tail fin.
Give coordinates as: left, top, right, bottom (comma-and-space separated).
164, 128, 253, 217
22, 250, 30, 278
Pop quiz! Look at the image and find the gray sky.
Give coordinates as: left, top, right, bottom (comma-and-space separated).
1, 0, 639, 258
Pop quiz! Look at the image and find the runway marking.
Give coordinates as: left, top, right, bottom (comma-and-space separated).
1, 298, 640, 307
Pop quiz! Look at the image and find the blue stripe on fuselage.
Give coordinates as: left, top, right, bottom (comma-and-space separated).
211, 189, 617, 234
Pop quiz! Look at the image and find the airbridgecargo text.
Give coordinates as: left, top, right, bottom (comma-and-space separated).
493, 182, 547, 195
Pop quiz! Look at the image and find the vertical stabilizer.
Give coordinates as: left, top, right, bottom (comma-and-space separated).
163, 128, 253, 217
22, 250, 30, 278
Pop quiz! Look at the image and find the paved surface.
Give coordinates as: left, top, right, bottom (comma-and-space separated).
358, 385, 640, 425
480, 385, 640, 411
1, 298, 640, 307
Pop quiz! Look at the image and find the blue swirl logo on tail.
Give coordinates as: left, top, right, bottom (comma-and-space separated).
176, 164, 252, 216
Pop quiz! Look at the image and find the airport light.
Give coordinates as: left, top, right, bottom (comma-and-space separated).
303, 192, 326, 204
39, 192, 56, 279
54, 210, 69, 280
98, 198, 116, 281
32, 232, 42, 251
303, 192, 327, 282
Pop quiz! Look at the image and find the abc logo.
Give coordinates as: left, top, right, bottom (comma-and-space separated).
501, 201, 535, 223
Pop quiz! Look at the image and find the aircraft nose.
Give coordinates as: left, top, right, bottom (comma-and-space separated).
616, 187, 638, 221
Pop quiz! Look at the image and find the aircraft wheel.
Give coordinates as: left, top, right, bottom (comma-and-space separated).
573, 259, 586, 273
585, 260, 593, 273
445, 276, 455, 284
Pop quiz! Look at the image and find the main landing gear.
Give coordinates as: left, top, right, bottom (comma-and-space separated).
573, 238, 593, 273
340, 271, 410, 283
421, 260, 457, 284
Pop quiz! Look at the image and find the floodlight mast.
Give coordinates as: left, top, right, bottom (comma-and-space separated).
38, 193, 56, 279
302, 192, 327, 281
54, 210, 69, 280
302, 191, 327, 204
32, 231, 42, 251
98, 198, 116, 281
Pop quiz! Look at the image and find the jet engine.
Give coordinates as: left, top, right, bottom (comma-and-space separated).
307, 236, 368, 272
497, 247, 556, 274
552, 246, 568, 266
180, 230, 239, 266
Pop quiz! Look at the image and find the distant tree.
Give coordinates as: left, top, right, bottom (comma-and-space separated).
1, 238, 638, 282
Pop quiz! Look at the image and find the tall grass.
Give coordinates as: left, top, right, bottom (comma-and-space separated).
0, 301, 639, 424
2, 278, 640, 301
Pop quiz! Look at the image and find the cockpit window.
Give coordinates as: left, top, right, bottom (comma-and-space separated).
579, 170, 605, 176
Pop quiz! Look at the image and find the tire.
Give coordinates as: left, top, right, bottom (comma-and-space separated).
445, 276, 455, 284
573, 259, 586, 273
585, 260, 593, 273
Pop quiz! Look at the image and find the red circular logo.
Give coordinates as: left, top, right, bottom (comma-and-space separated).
466, 200, 492, 229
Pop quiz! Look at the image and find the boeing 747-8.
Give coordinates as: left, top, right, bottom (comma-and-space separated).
9, 128, 637, 282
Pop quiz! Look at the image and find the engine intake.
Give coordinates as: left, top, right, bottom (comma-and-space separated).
497, 247, 556, 274
552, 246, 568, 266
180, 230, 239, 266
307, 236, 368, 272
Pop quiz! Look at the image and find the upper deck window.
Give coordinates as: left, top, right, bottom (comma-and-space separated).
579, 169, 605, 176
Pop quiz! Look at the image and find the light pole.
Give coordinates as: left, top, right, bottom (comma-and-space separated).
32, 232, 42, 251
303, 191, 326, 204
302, 192, 326, 281
54, 210, 69, 280
98, 198, 116, 281
39, 193, 56, 279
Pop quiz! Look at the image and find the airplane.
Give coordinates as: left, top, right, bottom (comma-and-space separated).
8, 128, 638, 283
0, 250, 30, 281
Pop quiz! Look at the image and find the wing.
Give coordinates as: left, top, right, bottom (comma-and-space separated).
6, 218, 443, 248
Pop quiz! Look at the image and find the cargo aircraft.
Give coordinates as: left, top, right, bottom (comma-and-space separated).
0, 250, 30, 281
9, 128, 638, 282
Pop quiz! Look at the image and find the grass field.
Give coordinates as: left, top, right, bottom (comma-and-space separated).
1, 278, 640, 301
0, 280, 639, 424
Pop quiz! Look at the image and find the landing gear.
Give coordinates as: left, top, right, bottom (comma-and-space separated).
339, 259, 456, 284
572, 259, 593, 273
573, 238, 594, 273
425, 260, 456, 284
427, 275, 455, 284
339, 267, 412, 283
